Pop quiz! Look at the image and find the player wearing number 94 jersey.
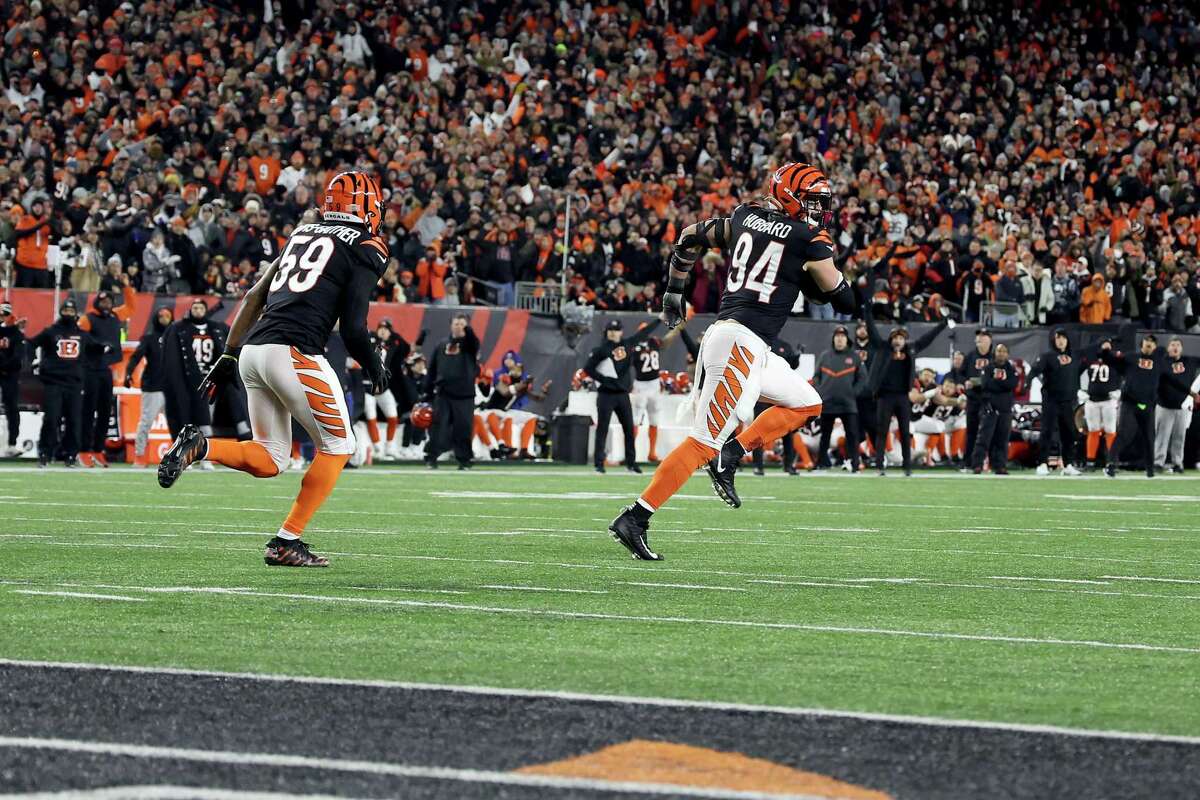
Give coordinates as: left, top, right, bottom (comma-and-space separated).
157, 171, 390, 568
610, 162, 856, 560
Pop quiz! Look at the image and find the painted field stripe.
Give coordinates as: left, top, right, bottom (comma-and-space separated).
0, 785, 371, 799
747, 580, 870, 589
0, 737, 808, 800
481, 585, 609, 595
620, 582, 750, 592
990, 577, 1113, 585
12, 590, 147, 603
1101, 576, 1200, 585
2, 659, 1199, 746
71, 585, 1200, 654
1045, 493, 1200, 502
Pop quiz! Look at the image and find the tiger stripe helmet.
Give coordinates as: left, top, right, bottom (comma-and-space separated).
323, 171, 384, 234
766, 162, 833, 227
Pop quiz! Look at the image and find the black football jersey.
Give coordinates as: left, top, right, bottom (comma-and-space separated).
716, 203, 836, 343
1083, 356, 1120, 400
247, 221, 389, 354
632, 339, 661, 381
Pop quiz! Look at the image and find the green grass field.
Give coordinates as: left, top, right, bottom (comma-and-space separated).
3, 464, 1200, 737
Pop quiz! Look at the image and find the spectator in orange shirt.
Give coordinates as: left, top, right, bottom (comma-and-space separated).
13, 201, 52, 288
248, 143, 282, 196
1080, 273, 1113, 324
415, 247, 449, 305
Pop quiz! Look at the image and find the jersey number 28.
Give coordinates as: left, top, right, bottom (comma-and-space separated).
272, 235, 335, 294
727, 232, 783, 302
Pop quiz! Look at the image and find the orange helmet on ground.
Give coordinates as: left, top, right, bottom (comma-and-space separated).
410, 402, 434, 429
766, 162, 833, 226
323, 170, 384, 233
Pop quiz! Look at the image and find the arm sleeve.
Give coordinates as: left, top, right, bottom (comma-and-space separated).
127, 339, 147, 374
679, 327, 699, 358
424, 350, 438, 396
461, 325, 480, 358
912, 318, 949, 353
623, 319, 661, 347
863, 309, 882, 346
114, 285, 138, 322
338, 267, 378, 376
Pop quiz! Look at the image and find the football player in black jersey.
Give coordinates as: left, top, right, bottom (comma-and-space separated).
630, 325, 665, 462
610, 162, 855, 560
157, 171, 389, 567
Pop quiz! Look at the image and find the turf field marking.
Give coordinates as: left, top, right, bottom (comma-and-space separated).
1101, 576, 1200, 585
747, 580, 870, 589
12, 590, 147, 602
620, 581, 750, 592
52, 584, 1200, 653
0, 786, 374, 799
5, 659, 1200, 745
922, 582, 1200, 601
990, 576, 1113, 585
482, 584, 609, 594
341, 585, 470, 595
1045, 493, 1200, 502
0, 737, 802, 800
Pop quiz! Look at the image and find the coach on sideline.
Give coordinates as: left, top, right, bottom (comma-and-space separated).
424, 312, 479, 470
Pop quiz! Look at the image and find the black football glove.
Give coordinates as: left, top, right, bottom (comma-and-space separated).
661, 292, 685, 329
199, 349, 240, 403
367, 354, 390, 395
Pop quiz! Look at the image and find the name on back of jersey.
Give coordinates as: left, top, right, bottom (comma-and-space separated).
295, 222, 364, 245
742, 213, 793, 240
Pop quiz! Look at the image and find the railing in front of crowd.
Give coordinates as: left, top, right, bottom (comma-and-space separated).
516, 282, 562, 314
980, 301, 1024, 329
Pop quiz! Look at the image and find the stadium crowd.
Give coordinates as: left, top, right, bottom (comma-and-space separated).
1, 1, 1199, 328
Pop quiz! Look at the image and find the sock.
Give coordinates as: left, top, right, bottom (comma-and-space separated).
630, 500, 653, 522
276, 529, 299, 541
501, 417, 513, 447
648, 425, 658, 457
474, 415, 493, 446
639, 438, 717, 511
951, 428, 966, 457
735, 405, 821, 452
385, 417, 398, 443
366, 419, 380, 444
795, 439, 814, 469
633, 425, 640, 443
207, 439, 280, 478
281, 452, 351, 536
1086, 431, 1100, 460
1105, 432, 1116, 452
520, 419, 536, 450
487, 414, 504, 442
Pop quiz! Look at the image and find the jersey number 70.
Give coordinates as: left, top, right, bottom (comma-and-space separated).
272, 235, 335, 294
727, 232, 783, 302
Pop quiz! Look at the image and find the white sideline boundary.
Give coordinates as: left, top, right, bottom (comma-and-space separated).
0, 737, 820, 800
2, 659, 1199, 746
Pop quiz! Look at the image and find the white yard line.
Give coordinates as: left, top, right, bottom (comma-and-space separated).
619, 582, 750, 592
989, 576, 1113, 585
746, 580, 869, 589
12, 590, 147, 602
1101, 576, 1200, 585
481, 585, 609, 595
2, 659, 1199, 745
20, 584, 1193, 654
0, 737, 800, 800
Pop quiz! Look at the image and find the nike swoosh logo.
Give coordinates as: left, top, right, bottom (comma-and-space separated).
376, 253, 387, 264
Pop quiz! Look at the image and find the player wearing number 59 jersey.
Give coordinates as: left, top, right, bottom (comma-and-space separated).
610, 162, 855, 560
157, 171, 390, 568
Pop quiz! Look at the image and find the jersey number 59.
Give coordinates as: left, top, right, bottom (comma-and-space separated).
727, 232, 783, 302
272, 235, 335, 294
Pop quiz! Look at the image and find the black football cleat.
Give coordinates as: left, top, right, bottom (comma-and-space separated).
608, 506, 662, 561
706, 439, 744, 508
1104, 463, 1117, 478
157, 424, 208, 488
264, 537, 330, 567
595, 464, 606, 474
626, 464, 643, 474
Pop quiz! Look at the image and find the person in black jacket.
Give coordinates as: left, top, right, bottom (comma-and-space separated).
424, 313, 479, 469
77, 277, 138, 467
814, 325, 865, 471
863, 310, 949, 475
1104, 332, 1165, 477
1028, 328, 1083, 475
0, 302, 26, 456
751, 339, 801, 475
584, 318, 660, 474
970, 343, 1020, 474
31, 299, 102, 467
961, 329, 993, 462
125, 307, 173, 467
161, 299, 235, 443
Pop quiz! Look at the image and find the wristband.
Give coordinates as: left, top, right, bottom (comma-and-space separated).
667, 275, 687, 293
